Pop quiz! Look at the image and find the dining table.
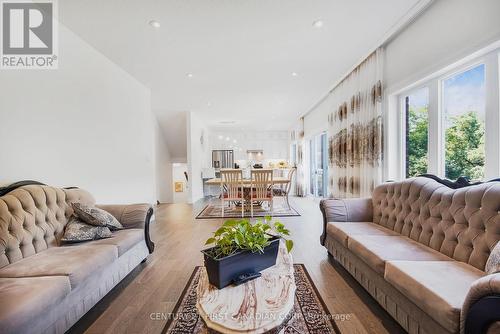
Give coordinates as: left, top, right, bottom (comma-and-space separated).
204, 176, 290, 210
204, 176, 289, 186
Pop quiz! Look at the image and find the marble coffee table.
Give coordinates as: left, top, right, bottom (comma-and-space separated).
196, 242, 296, 334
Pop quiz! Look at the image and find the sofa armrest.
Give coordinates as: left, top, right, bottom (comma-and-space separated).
96, 203, 155, 254
319, 198, 373, 245
462, 273, 500, 334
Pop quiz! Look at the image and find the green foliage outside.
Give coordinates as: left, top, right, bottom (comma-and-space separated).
445, 111, 485, 180
407, 107, 429, 177
407, 108, 485, 181
204, 216, 293, 259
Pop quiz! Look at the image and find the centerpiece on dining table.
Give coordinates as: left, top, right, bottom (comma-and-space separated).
202, 216, 293, 289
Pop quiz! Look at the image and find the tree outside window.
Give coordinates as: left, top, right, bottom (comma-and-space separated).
405, 88, 429, 178
443, 65, 485, 181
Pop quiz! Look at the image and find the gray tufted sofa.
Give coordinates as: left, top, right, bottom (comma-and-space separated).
0, 184, 154, 334
320, 177, 500, 334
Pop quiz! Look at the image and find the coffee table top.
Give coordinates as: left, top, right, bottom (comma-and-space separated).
196, 242, 296, 334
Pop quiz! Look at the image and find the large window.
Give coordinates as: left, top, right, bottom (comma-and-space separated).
405, 87, 429, 177
443, 64, 486, 180
396, 47, 499, 182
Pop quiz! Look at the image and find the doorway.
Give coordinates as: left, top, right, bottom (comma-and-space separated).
172, 163, 189, 203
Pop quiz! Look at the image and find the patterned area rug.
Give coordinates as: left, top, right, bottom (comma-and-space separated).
162, 264, 339, 333
196, 201, 300, 219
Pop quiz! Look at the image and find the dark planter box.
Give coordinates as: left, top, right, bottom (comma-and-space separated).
202, 236, 280, 289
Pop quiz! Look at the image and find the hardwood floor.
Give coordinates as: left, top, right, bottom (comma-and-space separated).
69, 197, 405, 334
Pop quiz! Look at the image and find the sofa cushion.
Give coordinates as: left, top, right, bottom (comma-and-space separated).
0, 244, 117, 288
61, 216, 112, 243
347, 235, 451, 274
86, 229, 144, 256
72, 202, 123, 230
326, 222, 398, 247
0, 276, 71, 334
485, 241, 500, 274
385, 261, 485, 333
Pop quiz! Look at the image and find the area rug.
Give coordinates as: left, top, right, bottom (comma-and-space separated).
196, 202, 300, 219
162, 264, 340, 333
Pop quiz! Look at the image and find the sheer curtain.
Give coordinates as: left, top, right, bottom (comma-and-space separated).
328, 48, 384, 198
295, 117, 306, 197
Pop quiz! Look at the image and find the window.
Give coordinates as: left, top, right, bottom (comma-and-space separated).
309, 133, 328, 197
405, 87, 429, 177
443, 64, 486, 181
393, 46, 500, 182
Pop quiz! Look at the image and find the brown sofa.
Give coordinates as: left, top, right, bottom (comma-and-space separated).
0, 183, 155, 334
320, 177, 500, 334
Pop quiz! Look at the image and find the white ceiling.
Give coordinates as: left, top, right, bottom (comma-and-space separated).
59, 0, 425, 157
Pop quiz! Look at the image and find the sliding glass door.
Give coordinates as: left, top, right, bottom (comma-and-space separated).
309, 132, 328, 197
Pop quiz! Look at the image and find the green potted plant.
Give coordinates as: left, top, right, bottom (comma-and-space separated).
202, 216, 293, 289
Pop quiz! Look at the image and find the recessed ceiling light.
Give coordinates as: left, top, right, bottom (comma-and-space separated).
312, 20, 324, 28
233, 139, 237, 143
218, 135, 223, 140
291, 72, 298, 77
148, 20, 160, 28
186, 73, 194, 78
225, 137, 230, 141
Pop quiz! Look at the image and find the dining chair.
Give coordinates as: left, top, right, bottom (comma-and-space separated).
272, 167, 296, 210
250, 169, 274, 218
220, 169, 244, 218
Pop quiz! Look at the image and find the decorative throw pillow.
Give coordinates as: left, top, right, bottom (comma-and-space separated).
61, 216, 112, 243
486, 241, 500, 275
71, 202, 123, 230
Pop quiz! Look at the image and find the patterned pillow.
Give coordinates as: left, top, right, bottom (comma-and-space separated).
71, 202, 123, 230
61, 216, 112, 243
486, 241, 500, 275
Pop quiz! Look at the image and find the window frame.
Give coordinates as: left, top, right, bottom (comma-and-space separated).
400, 86, 430, 178
440, 61, 486, 180
394, 49, 500, 181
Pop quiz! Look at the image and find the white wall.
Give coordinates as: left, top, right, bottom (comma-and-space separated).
385, 0, 500, 92
210, 130, 289, 165
187, 112, 211, 203
303, 104, 329, 139
0, 24, 157, 204
155, 111, 187, 162
155, 121, 173, 203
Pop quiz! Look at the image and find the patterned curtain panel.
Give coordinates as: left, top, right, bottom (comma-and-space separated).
328, 48, 384, 198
